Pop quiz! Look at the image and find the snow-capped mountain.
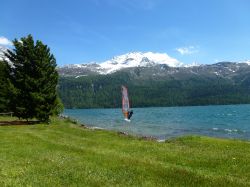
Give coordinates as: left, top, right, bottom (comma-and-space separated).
60, 52, 183, 75
98, 52, 182, 73
59, 60, 250, 109
58, 51, 250, 77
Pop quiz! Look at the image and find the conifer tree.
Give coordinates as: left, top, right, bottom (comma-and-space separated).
4, 34, 63, 122
0, 61, 10, 112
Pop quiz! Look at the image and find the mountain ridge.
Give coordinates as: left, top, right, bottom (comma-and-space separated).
58, 51, 250, 77
58, 58, 250, 108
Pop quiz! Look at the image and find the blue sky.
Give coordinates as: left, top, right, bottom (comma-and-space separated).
1, 0, 250, 66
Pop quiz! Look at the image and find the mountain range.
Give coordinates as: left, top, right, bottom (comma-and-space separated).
58, 51, 250, 77
58, 52, 198, 76
57, 52, 250, 108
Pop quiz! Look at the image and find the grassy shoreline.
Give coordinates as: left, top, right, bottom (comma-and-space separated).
0, 116, 249, 186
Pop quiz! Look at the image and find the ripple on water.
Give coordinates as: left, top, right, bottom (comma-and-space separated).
64, 105, 250, 140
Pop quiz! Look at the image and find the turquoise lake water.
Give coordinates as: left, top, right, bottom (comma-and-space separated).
64, 104, 250, 140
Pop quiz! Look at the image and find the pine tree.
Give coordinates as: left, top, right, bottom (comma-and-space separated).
0, 61, 10, 112
4, 34, 63, 122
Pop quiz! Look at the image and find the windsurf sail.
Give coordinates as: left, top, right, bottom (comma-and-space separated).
121, 85, 130, 119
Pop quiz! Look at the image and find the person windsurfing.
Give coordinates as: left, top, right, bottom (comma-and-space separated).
121, 85, 133, 121
128, 110, 133, 119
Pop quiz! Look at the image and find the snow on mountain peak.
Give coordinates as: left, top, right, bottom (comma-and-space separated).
98, 52, 182, 74
242, 60, 250, 65
184, 61, 200, 67
0, 46, 9, 61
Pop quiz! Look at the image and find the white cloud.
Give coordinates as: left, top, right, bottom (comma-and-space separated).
0, 36, 12, 46
176, 46, 198, 55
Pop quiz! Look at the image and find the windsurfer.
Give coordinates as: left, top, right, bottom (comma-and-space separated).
128, 110, 133, 119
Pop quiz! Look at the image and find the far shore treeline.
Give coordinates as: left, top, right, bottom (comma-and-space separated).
0, 35, 63, 122
58, 72, 250, 109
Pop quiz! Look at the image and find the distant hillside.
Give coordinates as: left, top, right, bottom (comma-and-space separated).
58, 61, 250, 108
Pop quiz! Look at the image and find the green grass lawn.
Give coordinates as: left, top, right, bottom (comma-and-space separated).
0, 116, 249, 186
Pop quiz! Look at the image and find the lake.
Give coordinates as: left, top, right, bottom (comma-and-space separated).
64, 104, 250, 140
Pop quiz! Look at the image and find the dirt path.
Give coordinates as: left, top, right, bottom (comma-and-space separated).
0, 120, 39, 126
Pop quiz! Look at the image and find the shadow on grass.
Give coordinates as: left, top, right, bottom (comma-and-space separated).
0, 120, 40, 126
